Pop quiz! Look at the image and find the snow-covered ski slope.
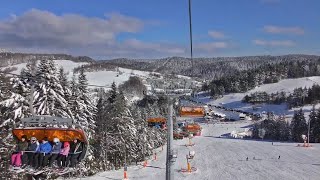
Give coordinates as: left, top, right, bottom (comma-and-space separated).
196, 76, 320, 119
71, 121, 320, 180
5, 60, 151, 87
7, 60, 88, 75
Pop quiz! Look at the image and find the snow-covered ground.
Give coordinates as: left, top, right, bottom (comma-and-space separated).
71, 120, 320, 180
85, 67, 150, 87
196, 77, 320, 120
6, 60, 88, 75
4, 60, 151, 87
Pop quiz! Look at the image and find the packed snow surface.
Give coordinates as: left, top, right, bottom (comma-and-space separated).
7, 60, 88, 75
5, 60, 151, 87
196, 76, 320, 119
85, 67, 150, 87
71, 120, 320, 180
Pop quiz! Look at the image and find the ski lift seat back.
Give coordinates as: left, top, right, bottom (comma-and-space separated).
12, 116, 88, 143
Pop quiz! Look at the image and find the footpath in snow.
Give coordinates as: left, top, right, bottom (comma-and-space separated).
71, 120, 320, 180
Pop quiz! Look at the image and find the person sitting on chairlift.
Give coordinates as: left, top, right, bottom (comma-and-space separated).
25, 136, 39, 168
36, 137, 52, 169
49, 138, 62, 167
11, 135, 28, 167
68, 139, 83, 167
57, 141, 70, 168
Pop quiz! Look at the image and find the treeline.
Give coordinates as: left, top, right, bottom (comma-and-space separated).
0, 52, 94, 67
90, 55, 319, 79
252, 108, 320, 142
204, 59, 320, 97
243, 84, 320, 108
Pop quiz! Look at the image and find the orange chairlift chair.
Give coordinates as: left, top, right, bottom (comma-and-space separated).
179, 106, 205, 117
12, 116, 88, 161
147, 117, 166, 129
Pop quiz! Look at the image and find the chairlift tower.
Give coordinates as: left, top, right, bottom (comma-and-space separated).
165, 0, 194, 179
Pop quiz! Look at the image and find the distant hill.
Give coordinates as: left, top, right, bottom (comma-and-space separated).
1, 53, 319, 80
0, 52, 95, 67
94, 54, 320, 79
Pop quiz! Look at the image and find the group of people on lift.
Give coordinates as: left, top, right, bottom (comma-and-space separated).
11, 135, 83, 170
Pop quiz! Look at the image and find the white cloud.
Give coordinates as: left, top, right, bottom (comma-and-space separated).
253, 39, 296, 46
196, 42, 229, 52
263, 25, 304, 35
0, 9, 188, 58
208, 31, 226, 39
0, 9, 144, 47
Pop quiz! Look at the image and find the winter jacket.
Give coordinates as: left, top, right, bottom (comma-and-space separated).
39, 141, 52, 154
70, 142, 83, 154
60, 142, 70, 156
15, 141, 28, 152
28, 141, 40, 152
51, 142, 62, 154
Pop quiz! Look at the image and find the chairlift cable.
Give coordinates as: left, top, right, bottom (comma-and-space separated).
188, 0, 194, 77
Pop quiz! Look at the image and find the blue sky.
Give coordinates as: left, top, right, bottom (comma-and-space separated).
0, 0, 319, 59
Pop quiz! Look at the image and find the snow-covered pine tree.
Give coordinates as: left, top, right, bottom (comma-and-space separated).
275, 117, 290, 141
130, 104, 149, 161
108, 82, 117, 104
0, 61, 36, 127
309, 106, 317, 142
33, 59, 69, 117
110, 91, 138, 165
92, 89, 115, 171
0, 77, 30, 127
69, 74, 87, 129
78, 68, 96, 137
58, 67, 73, 118
291, 109, 308, 142
311, 107, 320, 142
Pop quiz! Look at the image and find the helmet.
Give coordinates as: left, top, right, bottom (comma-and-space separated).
64, 142, 70, 147
53, 138, 60, 143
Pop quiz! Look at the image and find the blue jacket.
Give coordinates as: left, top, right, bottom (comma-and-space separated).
51, 142, 62, 154
39, 141, 52, 154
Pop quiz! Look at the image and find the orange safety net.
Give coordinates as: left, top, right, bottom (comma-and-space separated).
12, 128, 87, 143
147, 117, 166, 123
180, 106, 205, 117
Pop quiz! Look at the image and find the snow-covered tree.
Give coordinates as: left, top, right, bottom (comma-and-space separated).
291, 109, 308, 142
69, 74, 87, 128
33, 59, 69, 117
78, 69, 96, 136
311, 107, 320, 142
0, 77, 30, 127
58, 67, 73, 117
